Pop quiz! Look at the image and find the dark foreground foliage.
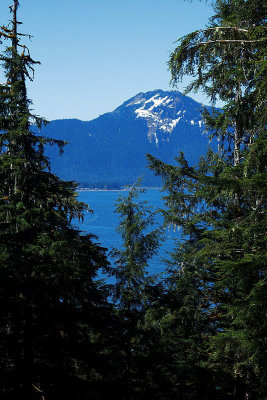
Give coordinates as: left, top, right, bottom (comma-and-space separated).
0, 2, 114, 399
0, 1, 266, 399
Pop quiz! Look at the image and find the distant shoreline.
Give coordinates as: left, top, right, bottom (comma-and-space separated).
77, 187, 162, 192
77, 188, 129, 192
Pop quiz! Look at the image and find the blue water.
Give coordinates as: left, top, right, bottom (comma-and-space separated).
77, 189, 178, 275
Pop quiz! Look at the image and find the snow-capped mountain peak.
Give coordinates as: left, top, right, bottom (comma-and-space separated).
122, 90, 204, 146
43, 89, 213, 188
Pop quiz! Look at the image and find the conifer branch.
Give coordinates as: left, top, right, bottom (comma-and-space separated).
190, 38, 267, 46
190, 26, 251, 36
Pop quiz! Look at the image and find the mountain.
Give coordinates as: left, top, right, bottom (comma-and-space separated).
42, 90, 213, 188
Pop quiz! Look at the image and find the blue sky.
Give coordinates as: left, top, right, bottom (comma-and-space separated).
0, 0, 213, 121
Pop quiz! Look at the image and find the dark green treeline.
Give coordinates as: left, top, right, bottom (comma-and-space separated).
0, 2, 113, 399
0, 1, 266, 400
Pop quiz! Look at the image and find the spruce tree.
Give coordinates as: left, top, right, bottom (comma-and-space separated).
110, 181, 164, 399
0, 2, 111, 399
148, 0, 266, 398
147, 152, 230, 399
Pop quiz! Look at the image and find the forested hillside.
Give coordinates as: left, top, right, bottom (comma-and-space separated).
41, 90, 215, 188
0, 1, 266, 399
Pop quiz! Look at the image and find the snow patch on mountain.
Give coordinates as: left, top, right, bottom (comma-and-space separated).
120, 90, 208, 147
128, 93, 189, 146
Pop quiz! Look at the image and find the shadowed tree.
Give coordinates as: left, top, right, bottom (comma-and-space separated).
110, 180, 164, 399
0, 2, 112, 399
148, 0, 266, 398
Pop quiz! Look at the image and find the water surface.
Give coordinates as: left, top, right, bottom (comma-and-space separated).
78, 189, 178, 275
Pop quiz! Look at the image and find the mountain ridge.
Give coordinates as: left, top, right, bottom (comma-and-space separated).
42, 90, 213, 188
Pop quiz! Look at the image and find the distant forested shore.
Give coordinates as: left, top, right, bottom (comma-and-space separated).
77, 185, 162, 191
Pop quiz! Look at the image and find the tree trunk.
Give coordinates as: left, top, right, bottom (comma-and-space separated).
12, 1, 19, 51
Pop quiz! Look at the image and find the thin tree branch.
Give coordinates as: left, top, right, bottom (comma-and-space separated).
192, 38, 267, 46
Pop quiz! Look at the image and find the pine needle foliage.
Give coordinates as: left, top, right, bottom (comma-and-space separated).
0, 2, 111, 399
110, 180, 164, 399
147, 0, 266, 398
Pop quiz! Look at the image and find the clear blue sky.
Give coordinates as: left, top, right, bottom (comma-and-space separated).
0, 0, 213, 121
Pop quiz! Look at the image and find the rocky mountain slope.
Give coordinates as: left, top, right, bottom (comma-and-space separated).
42, 90, 213, 187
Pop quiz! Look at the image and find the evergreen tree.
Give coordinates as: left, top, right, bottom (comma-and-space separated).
0, 2, 111, 399
170, 0, 266, 158
148, 0, 266, 398
110, 181, 164, 399
147, 152, 232, 399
